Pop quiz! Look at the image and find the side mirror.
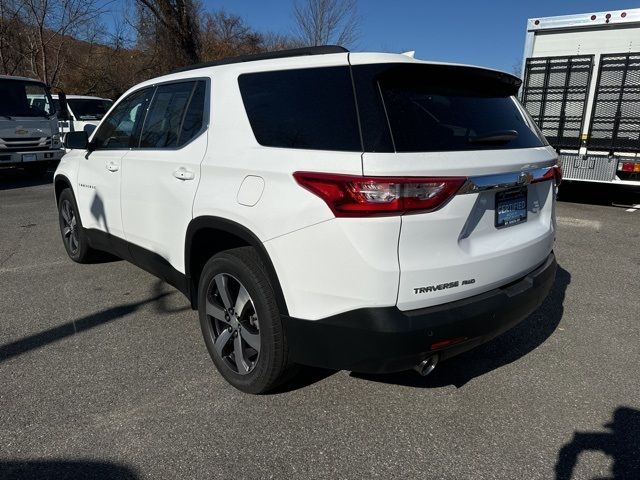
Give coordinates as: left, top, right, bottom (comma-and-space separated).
57, 91, 70, 121
65, 131, 88, 149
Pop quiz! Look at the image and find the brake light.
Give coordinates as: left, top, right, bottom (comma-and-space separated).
620, 161, 640, 173
293, 172, 466, 217
532, 165, 562, 186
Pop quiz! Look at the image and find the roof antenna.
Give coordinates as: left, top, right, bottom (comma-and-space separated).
402, 51, 416, 58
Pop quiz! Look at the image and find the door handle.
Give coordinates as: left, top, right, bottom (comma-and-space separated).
173, 167, 195, 181
106, 161, 119, 172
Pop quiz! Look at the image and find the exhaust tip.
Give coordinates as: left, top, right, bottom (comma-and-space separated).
413, 354, 439, 377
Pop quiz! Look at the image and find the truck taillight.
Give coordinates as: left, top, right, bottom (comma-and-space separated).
620, 161, 640, 173
293, 172, 466, 217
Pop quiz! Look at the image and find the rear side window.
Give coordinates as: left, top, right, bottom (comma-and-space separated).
139, 80, 206, 148
238, 67, 361, 151
352, 63, 547, 153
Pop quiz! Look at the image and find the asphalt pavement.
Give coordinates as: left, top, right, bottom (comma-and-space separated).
1, 169, 639, 479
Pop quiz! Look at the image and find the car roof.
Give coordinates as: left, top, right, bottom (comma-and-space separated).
123, 47, 520, 98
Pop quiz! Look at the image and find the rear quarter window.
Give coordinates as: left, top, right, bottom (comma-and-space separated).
238, 67, 362, 152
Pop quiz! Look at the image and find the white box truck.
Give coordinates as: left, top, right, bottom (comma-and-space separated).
521, 8, 640, 187
0, 75, 67, 175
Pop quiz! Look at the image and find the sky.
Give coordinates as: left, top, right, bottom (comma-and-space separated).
199, 0, 638, 73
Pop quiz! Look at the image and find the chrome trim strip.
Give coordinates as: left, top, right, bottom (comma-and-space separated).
459, 165, 556, 194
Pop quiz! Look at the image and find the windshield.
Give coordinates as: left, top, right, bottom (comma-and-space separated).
67, 98, 112, 121
0, 79, 54, 118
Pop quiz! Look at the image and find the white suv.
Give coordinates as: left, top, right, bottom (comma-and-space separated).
55, 46, 559, 393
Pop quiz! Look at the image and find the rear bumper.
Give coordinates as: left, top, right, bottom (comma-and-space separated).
282, 251, 557, 373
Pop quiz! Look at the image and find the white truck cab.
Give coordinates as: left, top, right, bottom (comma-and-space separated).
52, 94, 113, 138
0, 75, 65, 174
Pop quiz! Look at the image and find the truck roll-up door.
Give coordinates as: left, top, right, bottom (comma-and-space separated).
588, 53, 640, 152
521, 55, 593, 149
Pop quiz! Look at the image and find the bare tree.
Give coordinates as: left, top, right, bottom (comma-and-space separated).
135, 0, 201, 68
14, 0, 104, 86
201, 11, 262, 60
0, 0, 28, 75
292, 0, 360, 48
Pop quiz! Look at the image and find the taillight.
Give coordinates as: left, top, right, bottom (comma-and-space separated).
532, 165, 562, 187
293, 172, 466, 217
619, 161, 640, 173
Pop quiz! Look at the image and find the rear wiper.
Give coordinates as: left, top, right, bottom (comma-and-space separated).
468, 130, 518, 144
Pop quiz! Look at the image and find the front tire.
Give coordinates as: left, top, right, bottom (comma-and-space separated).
198, 247, 292, 394
57, 188, 94, 263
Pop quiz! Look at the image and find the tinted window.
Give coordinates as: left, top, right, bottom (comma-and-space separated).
239, 67, 361, 151
140, 81, 205, 148
92, 88, 151, 149
179, 81, 206, 146
67, 99, 113, 121
352, 63, 546, 153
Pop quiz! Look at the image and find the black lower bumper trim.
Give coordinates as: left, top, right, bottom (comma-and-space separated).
282, 252, 557, 374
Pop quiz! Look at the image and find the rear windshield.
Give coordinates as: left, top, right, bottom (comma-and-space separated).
238, 67, 361, 151
354, 63, 546, 153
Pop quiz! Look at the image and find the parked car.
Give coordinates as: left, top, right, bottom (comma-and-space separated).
54, 46, 559, 393
52, 94, 113, 139
0, 75, 66, 175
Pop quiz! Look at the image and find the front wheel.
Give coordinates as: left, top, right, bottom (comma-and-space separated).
198, 247, 293, 394
58, 188, 94, 263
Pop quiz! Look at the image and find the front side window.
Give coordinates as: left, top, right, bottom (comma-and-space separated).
0, 79, 54, 117
139, 80, 206, 148
92, 88, 152, 149
238, 67, 361, 151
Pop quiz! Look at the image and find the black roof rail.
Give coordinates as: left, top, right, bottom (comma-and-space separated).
172, 45, 349, 73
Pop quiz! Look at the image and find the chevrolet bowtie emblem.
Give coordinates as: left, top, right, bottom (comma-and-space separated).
518, 171, 534, 186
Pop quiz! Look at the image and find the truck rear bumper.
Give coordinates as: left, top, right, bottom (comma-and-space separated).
282, 252, 557, 374
559, 153, 640, 186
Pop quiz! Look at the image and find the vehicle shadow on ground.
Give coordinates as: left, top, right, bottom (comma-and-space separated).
0, 168, 53, 190
350, 265, 571, 389
0, 459, 139, 480
558, 182, 640, 207
270, 365, 337, 394
0, 288, 174, 364
555, 407, 640, 479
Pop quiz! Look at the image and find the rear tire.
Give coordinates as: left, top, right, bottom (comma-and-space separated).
57, 188, 94, 263
198, 247, 293, 394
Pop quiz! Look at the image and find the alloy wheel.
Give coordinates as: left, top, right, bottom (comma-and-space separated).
60, 199, 79, 255
206, 273, 261, 375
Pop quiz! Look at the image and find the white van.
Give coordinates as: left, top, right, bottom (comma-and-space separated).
52, 94, 113, 138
